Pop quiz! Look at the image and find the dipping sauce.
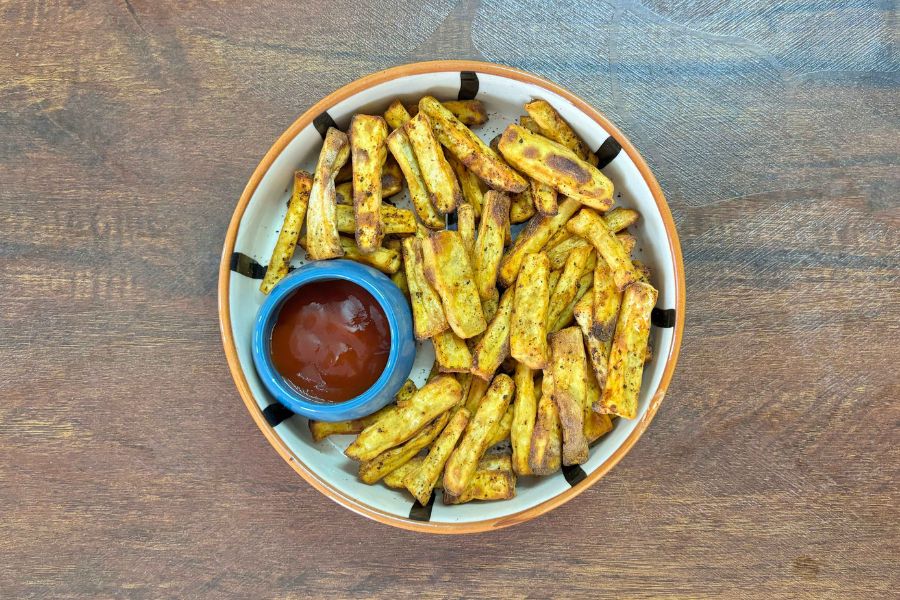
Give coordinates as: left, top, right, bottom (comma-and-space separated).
270, 279, 391, 403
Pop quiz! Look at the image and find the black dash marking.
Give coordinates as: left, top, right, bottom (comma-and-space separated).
458, 71, 479, 100
446, 209, 458, 230
230, 252, 267, 279
409, 491, 436, 521
594, 136, 622, 169
313, 111, 338, 139
562, 464, 587, 486
262, 403, 294, 427
651, 308, 676, 328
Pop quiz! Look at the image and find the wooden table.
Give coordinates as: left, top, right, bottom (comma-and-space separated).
1, 1, 897, 597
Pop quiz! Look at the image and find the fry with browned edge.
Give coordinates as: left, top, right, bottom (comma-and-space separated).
358, 411, 451, 483
510, 252, 550, 369
260, 170, 313, 293
401, 237, 448, 340
498, 197, 580, 287
549, 327, 589, 465
529, 373, 561, 475
524, 99, 598, 165
404, 112, 462, 214
404, 408, 470, 505
421, 230, 486, 339
349, 114, 388, 253
567, 208, 639, 290
306, 127, 350, 259
470, 287, 514, 381
473, 191, 511, 299
511, 362, 537, 475
386, 128, 444, 228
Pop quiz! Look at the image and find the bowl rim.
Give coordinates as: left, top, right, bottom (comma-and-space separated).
251, 260, 414, 421
218, 59, 686, 534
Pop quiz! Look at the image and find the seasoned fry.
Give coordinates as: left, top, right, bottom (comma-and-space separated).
604, 207, 640, 233
478, 453, 513, 472
470, 287, 514, 381
391, 268, 408, 296
549, 327, 589, 465
486, 404, 514, 447
633, 259, 651, 283
381, 158, 404, 197
310, 380, 417, 441
524, 99, 598, 166
404, 408, 470, 505
465, 376, 490, 413
432, 330, 473, 373
421, 230, 486, 339
547, 236, 590, 270
419, 96, 528, 193
509, 185, 537, 223
510, 252, 550, 369
498, 124, 613, 211
336, 204, 416, 235
547, 245, 593, 329
481, 288, 501, 323
392, 379, 420, 409
498, 197, 580, 287
443, 467, 516, 504
345, 375, 461, 461
384, 99, 412, 130
447, 153, 484, 217
404, 112, 462, 214
457, 202, 476, 260
337, 236, 400, 274
545, 228, 571, 253
548, 269, 561, 295
456, 372, 473, 406
573, 286, 607, 394
350, 115, 388, 253
260, 170, 313, 294
598, 281, 658, 419
511, 363, 537, 475
306, 127, 350, 259
519, 114, 543, 133
549, 271, 593, 333
335, 181, 353, 205
358, 411, 451, 484
532, 178, 558, 216
402, 237, 448, 340
529, 374, 562, 475
617, 231, 636, 255
405, 99, 489, 126
473, 191, 511, 299
383, 457, 424, 489
567, 208, 639, 290
386, 128, 444, 228
583, 363, 613, 443
443, 374, 515, 496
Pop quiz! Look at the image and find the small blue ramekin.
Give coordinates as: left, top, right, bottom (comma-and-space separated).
251, 260, 416, 422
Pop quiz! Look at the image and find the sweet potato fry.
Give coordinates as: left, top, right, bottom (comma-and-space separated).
447, 153, 484, 217
404, 408, 470, 505
401, 237, 448, 340
358, 411, 451, 484
478, 453, 513, 472
386, 128, 444, 228
509, 185, 536, 223
260, 170, 313, 294
471, 287, 514, 381
529, 374, 561, 475
524, 99, 598, 165
432, 330, 473, 373
498, 124, 613, 210
547, 245, 593, 329
549, 271, 593, 333
384, 99, 412, 130
549, 327, 589, 465
498, 197, 580, 287
405, 99, 488, 127
486, 405, 514, 447
567, 208, 639, 290
421, 230, 486, 339
306, 128, 350, 259
405, 112, 462, 214
511, 363, 537, 475
457, 202, 476, 260
473, 191, 511, 299
336, 203, 415, 236
510, 252, 550, 369
531, 178, 558, 216
383, 457, 424, 489
443, 466, 516, 504
337, 236, 400, 274
350, 114, 389, 253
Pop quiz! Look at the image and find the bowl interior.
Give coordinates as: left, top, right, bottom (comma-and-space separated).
222, 65, 680, 530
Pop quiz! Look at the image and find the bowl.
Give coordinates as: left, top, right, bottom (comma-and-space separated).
251, 260, 416, 422
218, 60, 685, 533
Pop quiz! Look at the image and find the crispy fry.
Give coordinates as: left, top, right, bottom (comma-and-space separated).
498, 197, 581, 287
511, 363, 537, 475
524, 99, 598, 165
549, 271, 593, 333
421, 230, 486, 339
419, 96, 528, 193
336, 203, 416, 235
510, 252, 550, 369
350, 115, 388, 253
456, 372, 473, 405
481, 288, 501, 323
604, 207, 640, 232
310, 379, 417, 441
306, 128, 350, 259
549, 327, 589, 465
383, 456, 424, 489
583, 364, 613, 443
548, 269, 561, 295
402, 237, 449, 340
498, 124, 613, 210
440, 99, 488, 126
531, 178, 558, 216
381, 157, 404, 197
510, 186, 537, 224
478, 453, 513, 472
457, 202, 476, 260
386, 128, 444, 228
391, 268, 408, 296
404, 408, 470, 505
443, 374, 515, 496
581, 261, 622, 390
547, 245, 593, 329
405, 112, 462, 214
633, 259, 651, 283
486, 404, 514, 447
337, 236, 400, 274
545, 228, 571, 252
471, 287, 514, 381
567, 208, 639, 290
519, 114, 542, 133
447, 153, 484, 217
393, 379, 420, 408
598, 281, 658, 419
443, 467, 516, 504
547, 236, 590, 270
432, 330, 473, 373
473, 191, 511, 299
358, 411, 451, 484
464, 376, 490, 414
617, 231, 636, 255
529, 374, 561, 475
260, 170, 313, 294
345, 375, 461, 461
384, 99, 412, 130
335, 181, 352, 205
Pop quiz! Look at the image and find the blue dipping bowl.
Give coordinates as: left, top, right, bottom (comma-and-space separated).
252, 260, 416, 422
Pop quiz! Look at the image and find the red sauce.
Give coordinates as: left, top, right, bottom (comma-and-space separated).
270, 279, 391, 403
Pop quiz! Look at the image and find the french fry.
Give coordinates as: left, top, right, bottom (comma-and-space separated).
392, 379, 420, 408
524, 99, 598, 166
384, 99, 412, 130
443, 466, 516, 504
545, 228, 571, 253
447, 153, 484, 217
473, 191, 511, 299
457, 202, 476, 260
498, 197, 581, 287
598, 281, 658, 419
358, 410, 451, 484
350, 114, 388, 253
335, 181, 353, 205
404, 408, 470, 505
443, 374, 515, 496
633, 259, 651, 283
531, 178, 558, 216
573, 285, 608, 394
465, 375, 490, 413
337, 236, 400, 274
509, 185, 536, 223
421, 230, 486, 339
498, 124, 613, 211
404, 112, 462, 214
529, 374, 562, 475
549, 271, 593, 333
510, 252, 550, 369
383, 457, 424, 489
260, 170, 313, 294
511, 363, 537, 475
432, 330, 473, 373
419, 96, 528, 193
549, 327, 589, 465
519, 114, 542, 133
306, 127, 350, 259
567, 208, 639, 290
481, 289, 501, 323
402, 237, 449, 340
583, 364, 613, 443
345, 375, 461, 461
310, 380, 417, 441
470, 288, 514, 381
547, 245, 593, 329
391, 268, 408, 296
386, 128, 444, 228
405, 99, 489, 126
617, 231, 637, 255
547, 236, 590, 270
477, 452, 514, 472
604, 207, 640, 232
336, 204, 416, 235
456, 372, 473, 405
381, 157, 404, 197
486, 404, 514, 447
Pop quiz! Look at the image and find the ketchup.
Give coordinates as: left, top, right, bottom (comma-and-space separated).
270, 280, 390, 403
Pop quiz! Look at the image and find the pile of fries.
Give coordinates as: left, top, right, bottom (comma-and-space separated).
261, 96, 658, 505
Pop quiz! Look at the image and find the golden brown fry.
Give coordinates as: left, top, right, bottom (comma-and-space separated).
456, 372, 473, 405
405, 112, 462, 214
345, 375, 461, 461
391, 268, 409, 296
306, 128, 350, 259
545, 228, 571, 253
583, 260, 622, 390
548, 269, 561, 295
583, 365, 613, 443
336, 203, 416, 235
383, 457, 424, 489
457, 202, 476, 260
358, 411, 451, 484
393, 379, 420, 408
511, 362, 537, 475
531, 178, 559, 216
432, 330, 473, 373
441, 99, 488, 126
633, 259, 651, 283
567, 208, 639, 290
509, 185, 536, 223
481, 288, 501, 323
549, 327, 589, 465
335, 181, 353, 205
524, 99, 598, 166
384, 99, 412, 130
402, 237, 449, 340
464, 376, 490, 414
421, 230, 486, 339
443, 374, 515, 496
310, 379, 418, 441
382, 157, 404, 197
471, 287, 514, 381
549, 271, 593, 333
478, 453, 513, 472
337, 236, 400, 274
529, 374, 562, 475
350, 114, 389, 253
386, 128, 444, 228
547, 245, 593, 329
617, 231, 636, 255
510, 252, 550, 369
443, 467, 516, 504
598, 281, 658, 419
473, 191, 511, 299
260, 170, 313, 294
419, 96, 528, 193
498, 197, 581, 287
604, 207, 640, 232
547, 236, 590, 270
519, 114, 542, 133
486, 404, 514, 448
498, 124, 613, 210
447, 153, 484, 217
404, 408, 470, 505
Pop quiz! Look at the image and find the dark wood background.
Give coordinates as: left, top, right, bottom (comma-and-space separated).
1, 1, 897, 597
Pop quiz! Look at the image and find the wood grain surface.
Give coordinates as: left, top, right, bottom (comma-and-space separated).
1, 1, 897, 597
